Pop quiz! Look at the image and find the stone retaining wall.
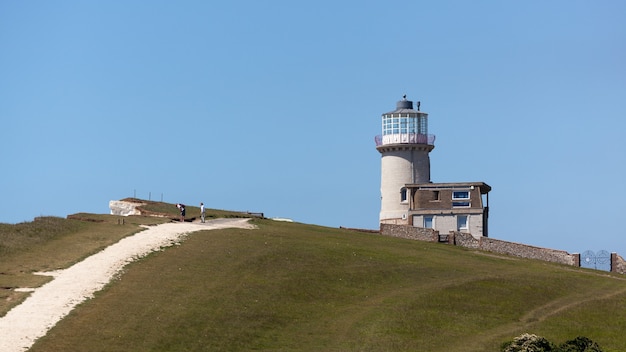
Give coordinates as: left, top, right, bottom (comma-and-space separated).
380, 224, 626, 274
380, 224, 439, 242
454, 231, 577, 266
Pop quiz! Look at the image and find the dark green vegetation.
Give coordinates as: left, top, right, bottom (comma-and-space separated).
2, 208, 626, 352
501, 333, 603, 351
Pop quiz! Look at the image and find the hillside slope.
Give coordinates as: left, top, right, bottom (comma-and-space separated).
21, 216, 626, 352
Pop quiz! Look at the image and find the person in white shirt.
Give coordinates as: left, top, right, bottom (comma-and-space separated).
200, 202, 205, 223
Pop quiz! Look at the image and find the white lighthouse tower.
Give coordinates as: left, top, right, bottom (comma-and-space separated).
375, 96, 435, 225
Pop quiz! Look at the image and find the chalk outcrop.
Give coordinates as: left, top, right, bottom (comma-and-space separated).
109, 200, 143, 216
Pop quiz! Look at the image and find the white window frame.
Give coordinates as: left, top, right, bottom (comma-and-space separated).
452, 190, 470, 200
400, 187, 408, 203
452, 201, 471, 208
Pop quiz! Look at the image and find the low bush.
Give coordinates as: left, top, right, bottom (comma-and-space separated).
502, 333, 603, 352
502, 333, 554, 351
558, 336, 603, 352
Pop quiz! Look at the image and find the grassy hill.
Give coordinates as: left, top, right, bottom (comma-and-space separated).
2, 203, 626, 351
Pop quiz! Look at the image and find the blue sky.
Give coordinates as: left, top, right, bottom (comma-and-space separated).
1, 1, 625, 257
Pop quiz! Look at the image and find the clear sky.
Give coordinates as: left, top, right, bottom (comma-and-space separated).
1, 1, 625, 257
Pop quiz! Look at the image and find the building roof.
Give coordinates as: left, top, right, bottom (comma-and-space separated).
383, 97, 426, 115
406, 182, 492, 194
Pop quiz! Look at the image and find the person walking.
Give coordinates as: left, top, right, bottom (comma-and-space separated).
176, 203, 186, 222
200, 202, 205, 223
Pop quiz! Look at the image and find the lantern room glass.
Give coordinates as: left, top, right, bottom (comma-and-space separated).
382, 113, 428, 136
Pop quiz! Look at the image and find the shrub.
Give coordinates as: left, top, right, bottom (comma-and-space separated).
557, 336, 603, 352
501, 334, 603, 352
502, 333, 554, 352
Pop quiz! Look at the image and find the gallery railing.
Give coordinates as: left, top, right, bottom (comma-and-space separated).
375, 133, 436, 147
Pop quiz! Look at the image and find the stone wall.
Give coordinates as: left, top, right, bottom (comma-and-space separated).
454, 232, 577, 266
380, 224, 439, 242
612, 253, 626, 274
380, 224, 626, 274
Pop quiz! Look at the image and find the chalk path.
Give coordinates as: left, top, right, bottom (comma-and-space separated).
0, 218, 255, 352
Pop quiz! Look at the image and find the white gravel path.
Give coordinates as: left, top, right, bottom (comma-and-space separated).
0, 218, 255, 352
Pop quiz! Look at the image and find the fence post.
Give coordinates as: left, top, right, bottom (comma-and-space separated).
611, 253, 617, 273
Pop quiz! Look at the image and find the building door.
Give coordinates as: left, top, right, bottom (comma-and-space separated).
457, 215, 468, 231
424, 216, 433, 228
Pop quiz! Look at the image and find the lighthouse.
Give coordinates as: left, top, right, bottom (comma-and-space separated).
375, 96, 491, 238
375, 96, 435, 225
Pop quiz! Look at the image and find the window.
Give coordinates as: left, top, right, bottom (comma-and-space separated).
452, 201, 470, 207
418, 115, 428, 135
400, 118, 408, 134
400, 187, 408, 203
452, 191, 470, 200
383, 114, 425, 136
457, 215, 468, 231
424, 216, 433, 229
382, 115, 395, 135
408, 118, 417, 134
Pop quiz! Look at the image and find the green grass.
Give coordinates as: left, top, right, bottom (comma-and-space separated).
0, 214, 170, 313
3, 208, 626, 351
